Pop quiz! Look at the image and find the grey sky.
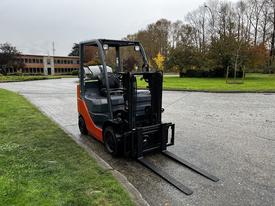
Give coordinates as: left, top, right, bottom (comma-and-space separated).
1, 0, 238, 56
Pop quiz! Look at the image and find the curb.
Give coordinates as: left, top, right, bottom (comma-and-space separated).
65, 131, 150, 206
22, 95, 149, 206
162, 88, 275, 94
0, 77, 62, 83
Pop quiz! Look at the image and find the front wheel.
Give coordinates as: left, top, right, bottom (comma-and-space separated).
78, 115, 88, 135
103, 126, 120, 156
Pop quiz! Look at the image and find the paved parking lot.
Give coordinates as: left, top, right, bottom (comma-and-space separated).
1, 78, 274, 206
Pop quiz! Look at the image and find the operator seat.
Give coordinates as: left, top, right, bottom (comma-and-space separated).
83, 65, 124, 127
98, 72, 121, 96
85, 65, 121, 96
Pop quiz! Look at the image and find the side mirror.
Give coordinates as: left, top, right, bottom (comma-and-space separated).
134, 45, 140, 51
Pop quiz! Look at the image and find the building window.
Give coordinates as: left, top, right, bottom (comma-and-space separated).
40, 59, 43, 63
47, 59, 51, 65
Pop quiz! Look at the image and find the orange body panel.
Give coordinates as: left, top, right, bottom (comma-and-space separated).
77, 85, 103, 142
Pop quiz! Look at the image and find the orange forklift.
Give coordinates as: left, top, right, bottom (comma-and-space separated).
77, 39, 218, 195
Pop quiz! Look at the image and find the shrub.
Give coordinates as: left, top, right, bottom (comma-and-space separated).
179, 68, 244, 78
71, 70, 79, 76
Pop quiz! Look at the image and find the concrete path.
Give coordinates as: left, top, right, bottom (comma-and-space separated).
1, 78, 274, 206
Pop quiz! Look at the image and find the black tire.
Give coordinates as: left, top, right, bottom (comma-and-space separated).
103, 126, 119, 156
78, 115, 88, 135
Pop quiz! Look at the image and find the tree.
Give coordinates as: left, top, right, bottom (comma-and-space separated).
125, 19, 171, 68
68, 43, 79, 56
208, 35, 250, 72
153, 52, 165, 71
123, 56, 139, 72
269, 0, 275, 61
166, 45, 200, 72
0, 43, 23, 75
247, 43, 269, 71
170, 20, 183, 48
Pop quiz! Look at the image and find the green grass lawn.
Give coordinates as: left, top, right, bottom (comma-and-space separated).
0, 89, 133, 206
137, 73, 275, 92
0, 75, 77, 83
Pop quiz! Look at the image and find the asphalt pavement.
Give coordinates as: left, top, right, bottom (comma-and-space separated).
1, 78, 274, 206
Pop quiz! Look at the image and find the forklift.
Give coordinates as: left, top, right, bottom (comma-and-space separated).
77, 39, 219, 195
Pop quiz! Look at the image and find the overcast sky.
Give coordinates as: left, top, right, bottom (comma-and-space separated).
0, 0, 238, 56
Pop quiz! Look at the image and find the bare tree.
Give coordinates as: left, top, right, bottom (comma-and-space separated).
269, 0, 275, 59
170, 20, 183, 48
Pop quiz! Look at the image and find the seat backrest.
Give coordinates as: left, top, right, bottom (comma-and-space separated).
98, 72, 120, 89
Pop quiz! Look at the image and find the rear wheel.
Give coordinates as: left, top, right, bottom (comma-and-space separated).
78, 115, 88, 135
103, 126, 119, 156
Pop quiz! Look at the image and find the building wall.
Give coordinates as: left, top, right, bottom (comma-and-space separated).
43, 56, 54, 75
7, 54, 80, 75
53, 57, 79, 75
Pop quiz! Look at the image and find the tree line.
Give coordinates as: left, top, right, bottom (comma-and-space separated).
0, 43, 23, 75
125, 0, 275, 75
